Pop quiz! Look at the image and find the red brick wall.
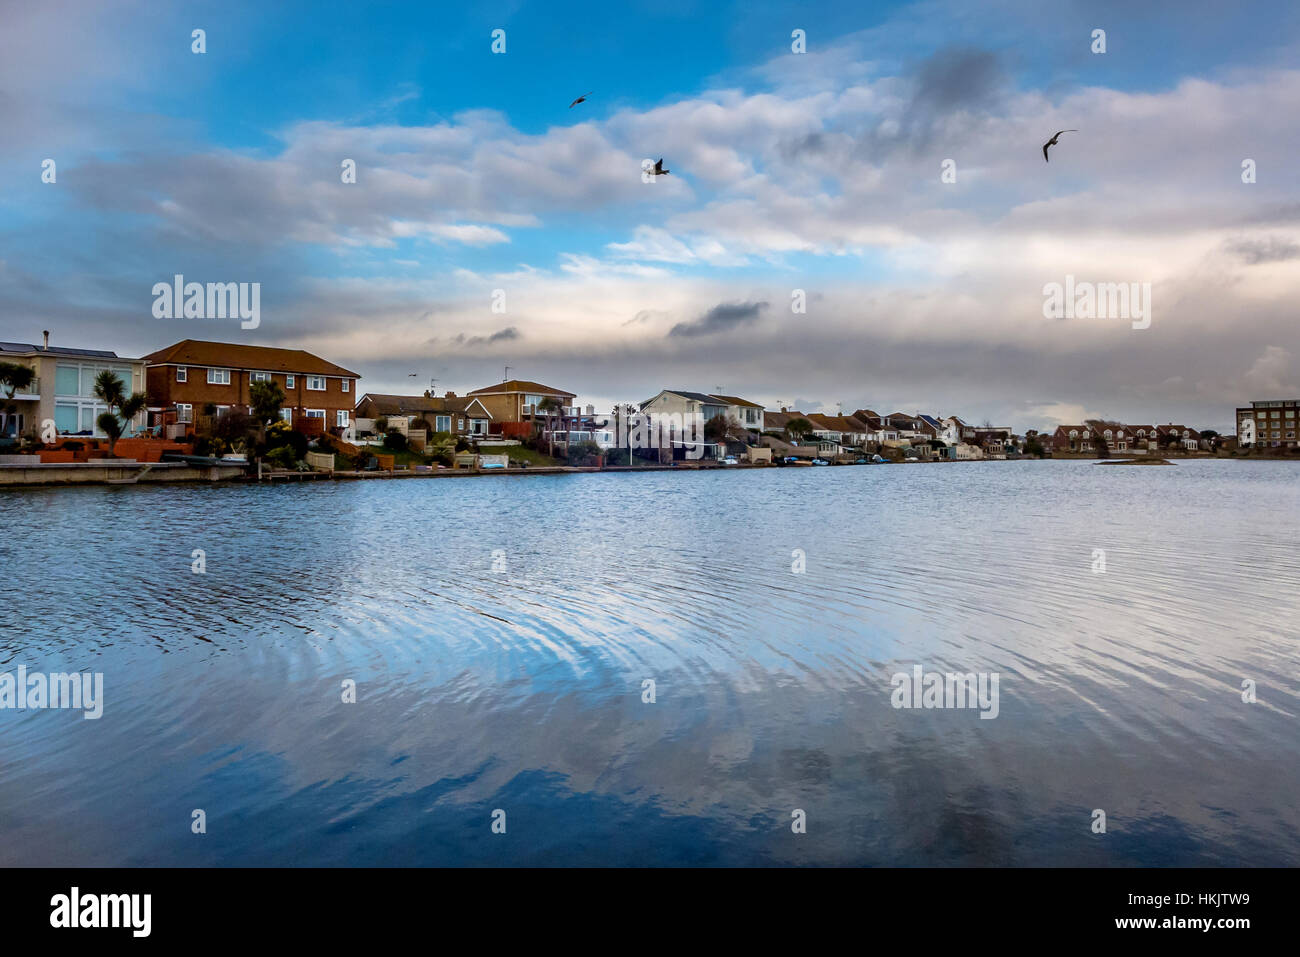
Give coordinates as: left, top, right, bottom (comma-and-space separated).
148, 365, 355, 426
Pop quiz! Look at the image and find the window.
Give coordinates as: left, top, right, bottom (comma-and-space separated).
335, 410, 349, 428
177, 403, 193, 423
207, 368, 231, 385
216, 405, 230, 417
435, 415, 451, 432
279, 408, 293, 423
176, 367, 187, 383
458, 418, 465, 431
341, 379, 350, 393
305, 409, 325, 419
285, 375, 295, 388
250, 371, 271, 383
306, 376, 326, 391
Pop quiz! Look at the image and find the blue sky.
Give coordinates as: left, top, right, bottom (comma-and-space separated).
2, 0, 1298, 430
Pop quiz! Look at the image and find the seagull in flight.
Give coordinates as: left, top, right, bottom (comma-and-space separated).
651, 158, 670, 176
1042, 129, 1077, 162
568, 91, 593, 108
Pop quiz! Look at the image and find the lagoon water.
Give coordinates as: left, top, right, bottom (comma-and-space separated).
1, 459, 1297, 866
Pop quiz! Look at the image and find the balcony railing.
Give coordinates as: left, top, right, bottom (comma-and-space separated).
4, 377, 39, 398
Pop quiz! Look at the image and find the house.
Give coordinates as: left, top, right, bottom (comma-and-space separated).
1126, 426, 1157, 452
1050, 425, 1096, 453
466, 379, 579, 435
1236, 399, 1299, 449
1155, 424, 1201, 451
806, 413, 873, 449
763, 409, 809, 435
639, 390, 741, 459
143, 339, 359, 435
0, 333, 147, 440
354, 392, 492, 439
709, 394, 766, 434
884, 412, 939, 443
852, 409, 900, 444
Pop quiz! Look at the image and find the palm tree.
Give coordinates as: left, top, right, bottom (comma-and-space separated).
0, 361, 36, 439
92, 370, 147, 457
536, 396, 564, 458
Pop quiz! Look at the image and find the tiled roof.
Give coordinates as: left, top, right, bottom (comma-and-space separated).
468, 379, 575, 398
709, 394, 764, 409
359, 393, 488, 416
141, 339, 359, 377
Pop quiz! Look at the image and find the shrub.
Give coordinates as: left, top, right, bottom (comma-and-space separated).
567, 440, 603, 466
265, 446, 298, 469
383, 429, 408, 451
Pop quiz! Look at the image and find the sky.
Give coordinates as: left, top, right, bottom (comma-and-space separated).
1, 0, 1298, 432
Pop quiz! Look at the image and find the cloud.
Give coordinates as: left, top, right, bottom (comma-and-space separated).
1225, 237, 1300, 264
669, 300, 769, 337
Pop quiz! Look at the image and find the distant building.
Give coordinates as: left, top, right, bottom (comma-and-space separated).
1236, 399, 1299, 449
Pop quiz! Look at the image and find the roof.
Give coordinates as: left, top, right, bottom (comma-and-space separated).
918, 414, 944, 429
141, 339, 359, 378
709, 394, 764, 409
0, 341, 123, 359
763, 410, 806, 426
644, 389, 727, 405
468, 379, 575, 398
357, 393, 490, 417
807, 413, 871, 433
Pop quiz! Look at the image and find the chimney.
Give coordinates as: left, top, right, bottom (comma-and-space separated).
42, 330, 49, 350
444, 391, 456, 399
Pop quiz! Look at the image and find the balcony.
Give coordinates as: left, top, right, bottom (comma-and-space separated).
3, 376, 40, 399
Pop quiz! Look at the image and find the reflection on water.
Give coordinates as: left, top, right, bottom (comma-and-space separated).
1, 460, 1297, 865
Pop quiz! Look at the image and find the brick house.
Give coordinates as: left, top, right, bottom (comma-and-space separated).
143, 339, 359, 434
466, 379, 579, 436
354, 392, 493, 438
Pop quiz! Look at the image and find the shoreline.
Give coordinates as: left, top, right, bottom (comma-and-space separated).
0, 453, 1292, 489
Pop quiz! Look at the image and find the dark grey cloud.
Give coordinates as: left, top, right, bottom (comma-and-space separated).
1225, 237, 1300, 264
453, 326, 521, 347
911, 47, 1007, 114
669, 301, 768, 338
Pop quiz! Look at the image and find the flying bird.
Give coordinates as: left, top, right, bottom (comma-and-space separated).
1042, 130, 1077, 162
568, 91, 593, 108
651, 158, 670, 176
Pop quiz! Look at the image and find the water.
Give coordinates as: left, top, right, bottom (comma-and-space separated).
1, 460, 1297, 866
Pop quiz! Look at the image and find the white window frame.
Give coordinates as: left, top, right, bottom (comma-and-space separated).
285, 375, 295, 388
306, 376, 326, 391
435, 415, 451, 432
250, 371, 271, 383
335, 410, 349, 428
305, 408, 326, 420
279, 408, 293, 423
207, 368, 231, 385
176, 367, 187, 383
176, 403, 193, 423
341, 379, 350, 393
